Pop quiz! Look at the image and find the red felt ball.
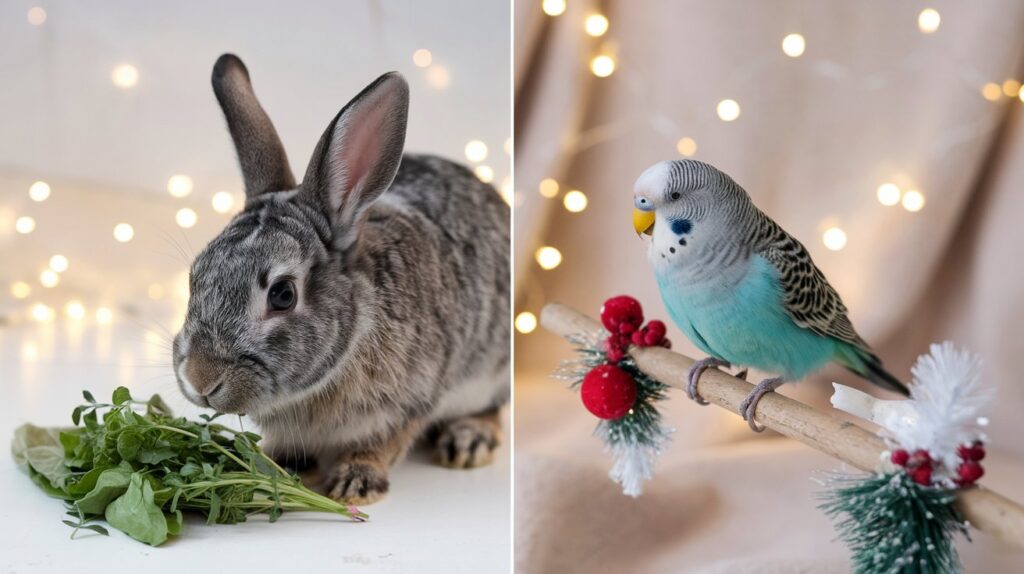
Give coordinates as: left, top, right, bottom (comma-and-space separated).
580, 364, 637, 420
600, 296, 644, 336
909, 464, 933, 486
958, 461, 984, 484
890, 449, 909, 467
908, 449, 932, 467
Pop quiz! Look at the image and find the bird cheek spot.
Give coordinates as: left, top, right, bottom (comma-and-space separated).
671, 219, 693, 236
669, 247, 676, 254
678, 238, 687, 246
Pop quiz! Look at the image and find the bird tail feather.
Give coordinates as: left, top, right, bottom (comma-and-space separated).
835, 344, 910, 396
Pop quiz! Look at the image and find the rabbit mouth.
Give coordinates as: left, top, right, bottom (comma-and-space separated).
175, 356, 272, 415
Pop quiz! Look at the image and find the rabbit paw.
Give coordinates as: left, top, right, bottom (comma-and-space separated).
434, 414, 502, 469
326, 460, 390, 505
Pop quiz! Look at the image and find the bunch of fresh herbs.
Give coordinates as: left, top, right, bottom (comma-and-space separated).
11, 387, 365, 546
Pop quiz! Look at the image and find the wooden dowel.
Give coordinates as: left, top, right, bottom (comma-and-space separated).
540, 302, 1024, 549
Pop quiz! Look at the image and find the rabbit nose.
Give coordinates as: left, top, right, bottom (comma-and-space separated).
183, 353, 225, 397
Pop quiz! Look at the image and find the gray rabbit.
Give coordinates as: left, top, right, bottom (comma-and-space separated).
171, 54, 510, 505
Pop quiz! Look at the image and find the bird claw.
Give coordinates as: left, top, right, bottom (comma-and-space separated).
686, 357, 728, 406
738, 377, 785, 432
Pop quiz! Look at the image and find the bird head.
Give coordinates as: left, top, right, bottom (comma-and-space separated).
632, 159, 724, 236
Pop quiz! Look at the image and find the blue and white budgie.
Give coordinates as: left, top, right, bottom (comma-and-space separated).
632, 159, 909, 431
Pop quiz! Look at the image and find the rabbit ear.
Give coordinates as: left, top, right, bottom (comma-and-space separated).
300, 72, 409, 248
211, 54, 296, 199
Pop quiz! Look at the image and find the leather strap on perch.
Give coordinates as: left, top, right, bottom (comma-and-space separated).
540, 302, 1024, 549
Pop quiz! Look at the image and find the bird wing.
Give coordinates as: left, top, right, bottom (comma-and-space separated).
754, 217, 873, 355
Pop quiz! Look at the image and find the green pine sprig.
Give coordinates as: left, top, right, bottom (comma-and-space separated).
819, 471, 970, 574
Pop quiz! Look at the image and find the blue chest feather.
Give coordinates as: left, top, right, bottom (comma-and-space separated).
656, 255, 836, 379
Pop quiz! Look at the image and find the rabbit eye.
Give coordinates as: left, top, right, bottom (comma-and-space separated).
267, 279, 297, 312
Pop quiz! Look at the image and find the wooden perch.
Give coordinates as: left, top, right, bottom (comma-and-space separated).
540, 302, 1024, 549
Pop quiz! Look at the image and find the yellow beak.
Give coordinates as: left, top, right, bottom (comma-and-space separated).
633, 208, 655, 236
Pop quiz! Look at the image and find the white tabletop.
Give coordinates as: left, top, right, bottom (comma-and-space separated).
0, 318, 511, 573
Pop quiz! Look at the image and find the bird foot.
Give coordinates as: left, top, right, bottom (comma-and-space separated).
686, 357, 730, 405
738, 377, 786, 432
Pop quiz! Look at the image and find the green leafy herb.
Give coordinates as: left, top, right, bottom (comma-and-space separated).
11, 387, 366, 546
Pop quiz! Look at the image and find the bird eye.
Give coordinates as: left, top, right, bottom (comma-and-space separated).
267, 279, 297, 312
670, 191, 682, 200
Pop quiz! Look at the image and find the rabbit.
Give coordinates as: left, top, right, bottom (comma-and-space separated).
171, 54, 510, 505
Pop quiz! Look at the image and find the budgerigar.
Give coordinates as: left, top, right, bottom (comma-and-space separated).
632, 159, 909, 431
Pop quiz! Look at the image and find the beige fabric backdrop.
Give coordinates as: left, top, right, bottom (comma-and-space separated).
514, 1, 1024, 572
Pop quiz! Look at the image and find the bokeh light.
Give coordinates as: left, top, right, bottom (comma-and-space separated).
918, 8, 941, 33
539, 178, 560, 198
676, 137, 697, 156
16, 216, 36, 234
717, 99, 741, 122
113, 223, 134, 243
211, 191, 235, 213
167, 175, 194, 198
876, 183, 901, 206
111, 64, 139, 88
902, 190, 926, 212
49, 254, 69, 273
465, 140, 489, 163
781, 33, 806, 57
413, 49, 432, 68
515, 312, 538, 334
585, 14, 609, 37
535, 246, 563, 270
29, 181, 51, 202
823, 227, 847, 251
176, 207, 198, 228
590, 55, 616, 78
563, 190, 588, 213
542, 0, 566, 17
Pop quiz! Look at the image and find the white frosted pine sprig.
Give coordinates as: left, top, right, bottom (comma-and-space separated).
903, 341, 990, 471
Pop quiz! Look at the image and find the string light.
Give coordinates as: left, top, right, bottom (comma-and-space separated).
535, 246, 563, 270
474, 165, 495, 183
29, 181, 51, 202
40, 269, 59, 288
716, 99, 741, 122
590, 55, 616, 78
96, 307, 114, 325
563, 190, 588, 213
413, 49, 432, 68
781, 33, 806, 58
426, 65, 450, 89
167, 175, 193, 198
27, 7, 46, 26
822, 227, 847, 251
11, 281, 31, 299
111, 64, 139, 88
1003, 79, 1021, 98
113, 223, 134, 243
585, 14, 609, 37
982, 83, 1002, 101
465, 140, 488, 163
918, 9, 941, 34
212, 191, 235, 213
1019, 90, 1024, 103
542, 0, 566, 17
902, 190, 926, 212
31, 303, 54, 322
676, 137, 697, 156
515, 311, 538, 334
16, 216, 36, 234
876, 183, 901, 206
176, 207, 198, 228
49, 255, 69, 273
539, 178, 560, 198
65, 301, 86, 321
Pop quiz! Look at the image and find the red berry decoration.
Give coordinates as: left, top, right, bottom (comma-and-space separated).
890, 449, 909, 467
643, 320, 667, 346
600, 296, 644, 336
957, 461, 984, 485
909, 464, 933, 486
908, 449, 932, 467
580, 364, 638, 420
958, 443, 986, 462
